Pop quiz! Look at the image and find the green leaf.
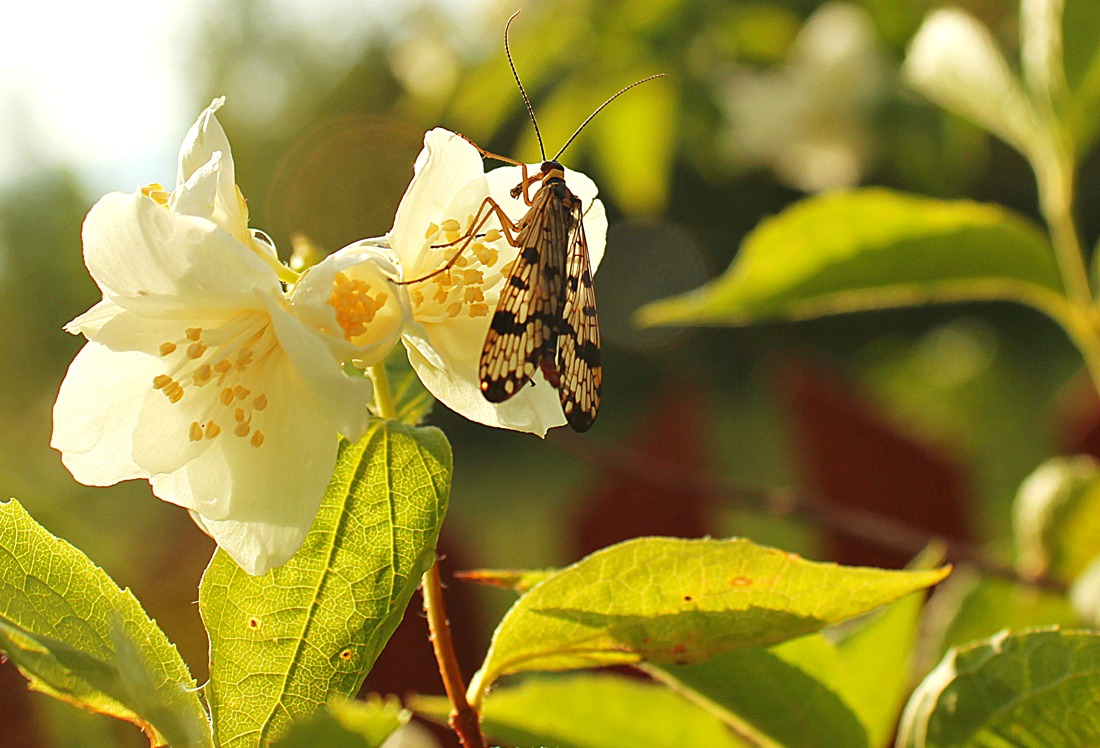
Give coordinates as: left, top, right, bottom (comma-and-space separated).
832, 580, 928, 746
468, 536, 950, 704
272, 696, 409, 748
648, 581, 929, 748
0, 498, 209, 748
1014, 455, 1100, 583
636, 190, 1064, 328
649, 639, 867, 748
414, 674, 748, 748
200, 420, 451, 747
898, 628, 1100, 747
454, 567, 556, 593
924, 569, 1080, 668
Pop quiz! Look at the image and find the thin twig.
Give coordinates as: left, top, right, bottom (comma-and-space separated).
552, 433, 1067, 594
422, 560, 486, 748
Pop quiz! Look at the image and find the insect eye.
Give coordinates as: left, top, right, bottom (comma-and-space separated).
509, 184, 523, 199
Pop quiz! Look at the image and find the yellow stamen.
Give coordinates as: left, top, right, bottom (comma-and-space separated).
159, 342, 177, 356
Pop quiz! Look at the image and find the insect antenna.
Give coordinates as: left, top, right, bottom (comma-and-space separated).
505, 10, 546, 161
552, 73, 668, 161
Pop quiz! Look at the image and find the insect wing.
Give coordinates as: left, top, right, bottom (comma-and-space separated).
479, 185, 568, 402
556, 199, 601, 431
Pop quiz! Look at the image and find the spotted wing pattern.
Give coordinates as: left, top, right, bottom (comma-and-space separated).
479, 184, 570, 403
556, 199, 601, 432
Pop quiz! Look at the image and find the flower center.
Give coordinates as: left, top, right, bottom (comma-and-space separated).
151, 312, 278, 449
409, 216, 509, 323
327, 272, 390, 342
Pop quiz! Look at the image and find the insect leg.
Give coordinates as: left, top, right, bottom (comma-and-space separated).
398, 197, 520, 285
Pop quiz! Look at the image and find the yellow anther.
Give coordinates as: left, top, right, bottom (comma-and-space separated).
234, 422, 251, 437
187, 342, 207, 359
424, 222, 440, 239
462, 269, 484, 285
468, 303, 490, 317
189, 422, 203, 442
141, 184, 170, 205
446, 302, 463, 317
159, 342, 177, 356
500, 260, 516, 276
411, 290, 424, 305
237, 348, 253, 366
234, 386, 250, 400
253, 395, 268, 411
220, 387, 235, 405
440, 218, 461, 233
235, 408, 246, 423
464, 286, 484, 303
205, 421, 221, 438
193, 363, 212, 384
483, 228, 501, 243
250, 431, 265, 448
167, 384, 184, 403
433, 287, 450, 305
152, 374, 173, 390
185, 327, 202, 341
215, 360, 233, 374
374, 291, 388, 308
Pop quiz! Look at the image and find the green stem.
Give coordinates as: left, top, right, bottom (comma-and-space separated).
368, 364, 397, 420
1034, 138, 1100, 394
1039, 157, 1092, 309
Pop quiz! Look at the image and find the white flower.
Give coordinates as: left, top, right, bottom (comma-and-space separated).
52, 98, 407, 575
376, 128, 607, 436
721, 3, 888, 191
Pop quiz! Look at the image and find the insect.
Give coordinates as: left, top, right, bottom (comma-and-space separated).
406, 11, 665, 432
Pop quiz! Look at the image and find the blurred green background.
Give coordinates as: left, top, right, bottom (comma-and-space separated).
3, 0, 1097, 745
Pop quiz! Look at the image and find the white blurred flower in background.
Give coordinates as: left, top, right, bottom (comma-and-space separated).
719, 2, 889, 192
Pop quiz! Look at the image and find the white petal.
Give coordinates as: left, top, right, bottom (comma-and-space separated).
82, 191, 279, 315
403, 317, 566, 436
1020, 0, 1067, 106
151, 358, 339, 534
390, 129, 485, 264
51, 342, 156, 486
130, 379, 215, 479
175, 97, 245, 235
178, 97, 231, 186
65, 298, 126, 338
264, 295, 374, 441
190, 511, 313, 576
904, 9, 1041, 156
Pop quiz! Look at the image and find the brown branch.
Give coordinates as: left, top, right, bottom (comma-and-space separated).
422, 559, 485, 748
552, 433, 1067, 594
